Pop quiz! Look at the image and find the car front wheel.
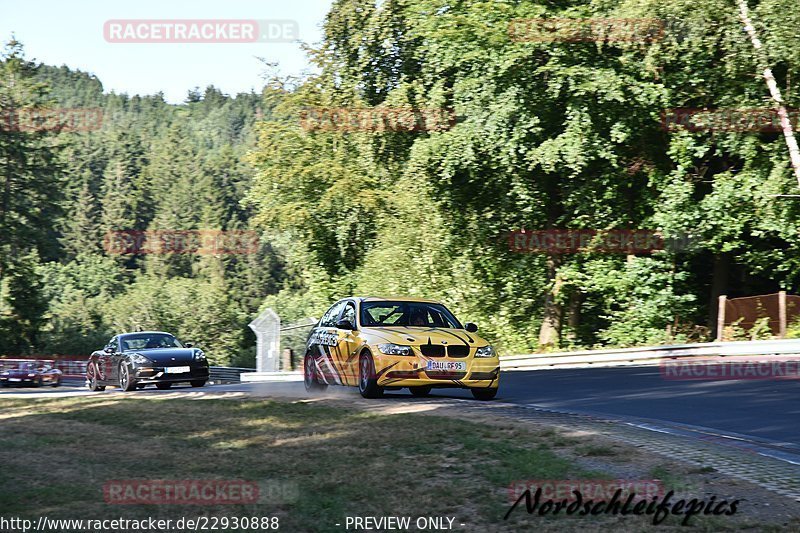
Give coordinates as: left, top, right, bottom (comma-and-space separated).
155, 382, 172, 390
191, 380, 206, 387
304, 352, 327, 393
86, 363, 105, 392
358, 352, 383, 399
118, 364, 137, 392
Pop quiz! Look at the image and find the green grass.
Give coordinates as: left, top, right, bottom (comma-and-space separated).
0, 397, 774, 532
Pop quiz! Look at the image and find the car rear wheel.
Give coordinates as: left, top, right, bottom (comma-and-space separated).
118, 364, 137, 392
35, 377, 43, 387
409, 386, 432, 397
86, 363, 105, 392
358, 352, 383, 399
304, 352, 327, 392
155, 382, 172, 390
191, 380, 206, 388
471, 388, 497, 401
52, 377, 60, 388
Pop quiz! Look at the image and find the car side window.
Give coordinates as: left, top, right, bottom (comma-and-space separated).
320, 302, 345, 328
341, 302, 356, 326
108, 337, 118, 352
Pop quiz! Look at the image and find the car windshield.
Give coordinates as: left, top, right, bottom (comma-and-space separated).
360, 301, 463, 328
18, 363, 35, 371
120, 333, 184, 351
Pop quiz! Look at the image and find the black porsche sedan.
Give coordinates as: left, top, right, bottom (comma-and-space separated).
86, 332, 209, 391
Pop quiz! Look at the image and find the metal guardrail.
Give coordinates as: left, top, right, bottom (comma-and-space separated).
500, 338, 800, 371
209, 366, 255, 384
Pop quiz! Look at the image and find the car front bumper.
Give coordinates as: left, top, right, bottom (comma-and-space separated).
374, 354, 500, 388
0, 376, 39, 386
133, 365, 210, 384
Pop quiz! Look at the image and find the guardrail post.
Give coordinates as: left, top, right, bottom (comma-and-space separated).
779, 290, 787, 338
716, 295, 727, 341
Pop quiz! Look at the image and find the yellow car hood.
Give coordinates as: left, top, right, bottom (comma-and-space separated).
364, 326, 487, 349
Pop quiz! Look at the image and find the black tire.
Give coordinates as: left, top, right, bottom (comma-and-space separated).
136, 384, 146, 389
86, 363, 106, 392
118, 363, 137, 392
52, 378, 60, 388
471, 388, 498, 401
155, 382, 172, 390
190, 380, 206, 388
304, 352, 327, 392
409, 386, 432, 397
35, 377, 43, 388
358, 352, 383, 399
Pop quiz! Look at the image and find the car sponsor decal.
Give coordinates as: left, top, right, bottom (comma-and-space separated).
307, 329, 338, 347
375, 361, 399, 381
316, 345, 342, 385
437, 329, 472, 347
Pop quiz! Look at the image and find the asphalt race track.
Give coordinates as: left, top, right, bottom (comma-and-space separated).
3, 366, 799, 451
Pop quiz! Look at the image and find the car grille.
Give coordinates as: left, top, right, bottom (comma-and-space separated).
447, 345, 469, 357
385, 370, 422, 379
420, 344, 445, 357
425, 371, 467, 380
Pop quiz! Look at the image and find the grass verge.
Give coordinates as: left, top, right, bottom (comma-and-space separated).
0, 397, 791, 532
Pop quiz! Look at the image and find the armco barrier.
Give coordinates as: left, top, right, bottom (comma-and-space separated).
500, 338, 800, 371
209, 366, 256, 383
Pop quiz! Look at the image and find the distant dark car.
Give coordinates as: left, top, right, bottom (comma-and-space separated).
0, 363, 63, 387
86, 332, 209, 392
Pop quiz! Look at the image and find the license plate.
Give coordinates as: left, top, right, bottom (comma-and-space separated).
426, 361, 467, 372
9, 378, 21, 382
164, 366, 190, 374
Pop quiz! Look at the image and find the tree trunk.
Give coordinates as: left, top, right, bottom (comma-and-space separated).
737, 0, 800, 186
538, 255, 563, 349
563, 290, 581, 343
708, 253, 730, 334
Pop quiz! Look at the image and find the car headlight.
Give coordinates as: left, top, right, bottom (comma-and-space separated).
378, 343, 413, 356
194, 350, 206, 361
475, 345, 496, 358
27, 373, 36, 377
130, 353, 152, 365
1, 372, 8, 376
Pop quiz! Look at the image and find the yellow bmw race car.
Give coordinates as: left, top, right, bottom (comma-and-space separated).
303, 297, 500, 400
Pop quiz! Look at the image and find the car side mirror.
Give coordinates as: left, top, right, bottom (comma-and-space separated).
465, 322, 478, 333
104, 347, 114, 354
185, 342, 193, 348
336, 319, 355, 331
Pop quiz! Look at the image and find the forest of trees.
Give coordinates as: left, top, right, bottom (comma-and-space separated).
2, 0, 800, 363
